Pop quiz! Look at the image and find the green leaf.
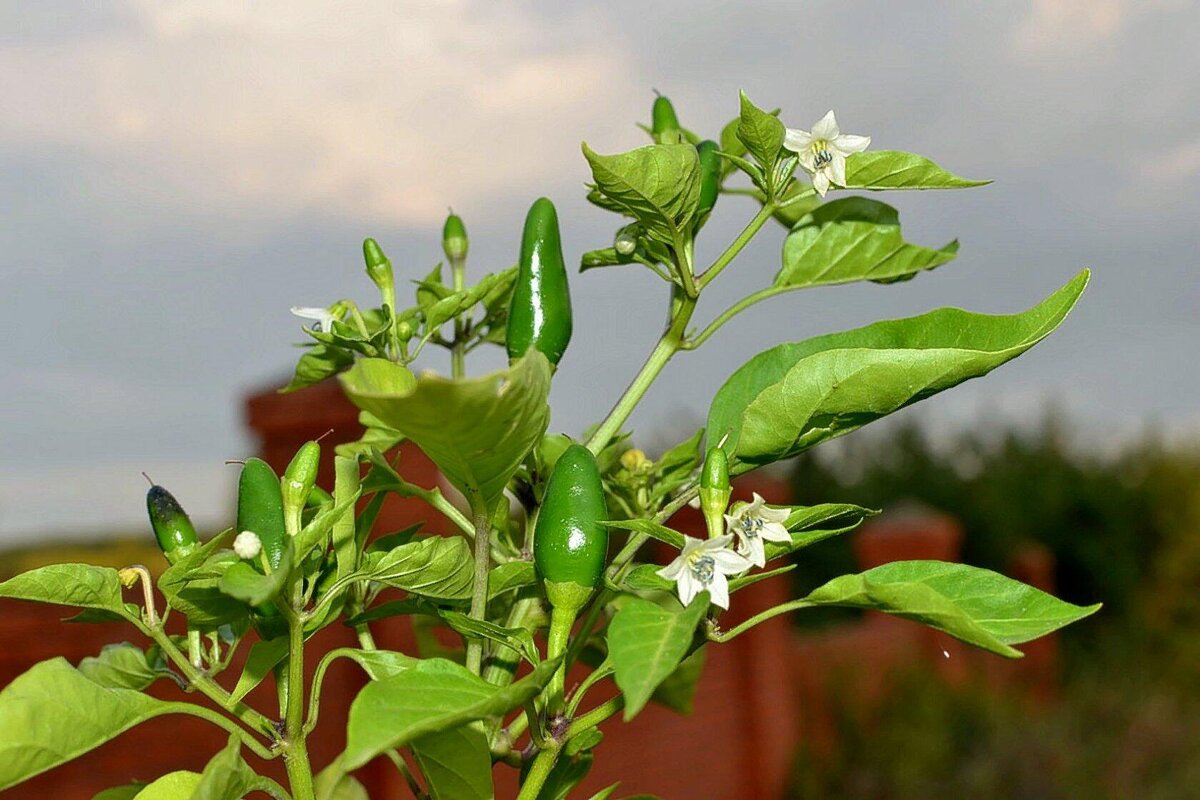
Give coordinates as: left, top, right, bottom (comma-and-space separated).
582, 142, 701, 247
762, 503, 879, 561
191, 735, 261, 800
651, 645, 706, 714
619, 564, 673, 594
78, 643, 159, 691
437, 610, 539, 665
778, 198, 958, 289
283, 344, 355, 393
707, 270, 1090, 468
358, 536, 475, 602
131, 772, 202, 799
411, 723, 494, 800
340, 352, 551, 505
159, 531, 250, 629
542, 752, 594, 800
844, 150, 989, 190
230, 636, 289, 703
342, 657, 559, 769
580, 246, 634, 272
736, 91, 785, 172
218, 539, 293, 606
0, 563, 134, 620
93, 782, 148, 800
607, 595, 708, 720
0, 658, 175, 790
315, 765, 369, 800
804, 560, 1101, 658
336, 648, 418, 681
487, 560, 537, 598
601, 518, 685, 550
585, 785, 621, 800
293, 489, 361, 562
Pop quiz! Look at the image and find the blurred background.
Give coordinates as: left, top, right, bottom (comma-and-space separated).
2, 1, 1198, 797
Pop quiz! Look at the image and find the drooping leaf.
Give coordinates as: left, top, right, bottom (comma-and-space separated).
411, 723, 494, 800
340, 352, 551, 504
78, 643, 159, 691
0, 659, 175, 790
342, 657, 559, 769
283, 344, 355, 393
582, 143, 701, 247
607, 595, 707, 720
437, 610, 539, 665
844, 150, 989, 190
651, 645, 706, 715
778, 197, 958, 288
230, 636, 290, 703
707, 270, 1090, 469
0, 564, 134, 621
803, 560, 1101, 658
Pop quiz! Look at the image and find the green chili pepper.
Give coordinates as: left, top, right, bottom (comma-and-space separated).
534, 443, 608, 710
237, 458, 287, 572
442, 211, 468, 262
651, 94, 681, 142
695, 139, 721, 221
506, 197, 573, 366
145, 485, 199, 564
699, 446, 732, 539
362, 238, 394, 297
281, 441, 320, 537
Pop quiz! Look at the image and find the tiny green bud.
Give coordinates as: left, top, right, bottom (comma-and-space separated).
362, 237, 394, 295
442, 211, 468, 262
396, 320, 414, 342
699, 446, 732, 540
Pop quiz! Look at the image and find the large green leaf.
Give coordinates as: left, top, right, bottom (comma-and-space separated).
707, 270, 1089, 468
78, 643, 160, 691
582, 142, 701, 247
804, 560, 1101, 658
845, 150, 989, 190
132, 772, 202, 799
778, 197, 958, 288
340, 352, 551, 504
358, 536, 475, 602
0, 563, 135, 621
0, 659, 174, 790
342, 657, 559, 769
607, 595, 707, 720
411, 723, 494, 800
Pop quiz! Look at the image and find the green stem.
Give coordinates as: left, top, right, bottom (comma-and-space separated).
464, 498, 493, 674
707, 599, 813, 642
544, 606, 576, 713
450, 255, 467, 378
566, 694, 624, 738
388, 479, 475, 538
586, 294, 697, 455
697, 204, 774, 290
517, 746, 561, 800
683, 285, 796, 350
565, 658, 612, 717
283, 610, 315, 800
251, 777, 293, 800
162, 703, 276, 761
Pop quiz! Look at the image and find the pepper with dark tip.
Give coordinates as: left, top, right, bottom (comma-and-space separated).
146, 485, 199, 564
506, 197, 573, 366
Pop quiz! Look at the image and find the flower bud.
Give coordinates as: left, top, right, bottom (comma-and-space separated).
442, 212, 469, 262
699, 446, 731, 539
233, 530, 263, 561
615, 228, 638, 256
362, 238, 394, 295
620, 448, 651, 473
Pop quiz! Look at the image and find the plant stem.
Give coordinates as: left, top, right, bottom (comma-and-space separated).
683, 285, 796, 350
586, 293, 697, 455
517, 745, 561, 800
566, 694, 624, 738
450, 255, 467, 378
163, 702, 276, 760
544, 606, 575, 713
707, 598, 813, 642
283, 610, 315, 800
464, 497, 493, 674
697, 204, 775, 290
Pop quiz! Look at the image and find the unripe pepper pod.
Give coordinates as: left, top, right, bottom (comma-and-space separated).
506, 197, 573, 366
699, 446, 732, 540
281, 441, 320, 537
695, 139, 721, 220
146, 485, 199, 564
362, 238, 394, 296
651, 94, 681, 141
442, 211, 469, 262
237, 458, 287, 572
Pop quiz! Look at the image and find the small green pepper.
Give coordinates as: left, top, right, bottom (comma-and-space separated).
651, 94, 681, 142
699, 446, 731, 539
237, 458, 287, 572
362, 238, 394, 297
695, 139, 721, 222
442, 211, 468, 262
534, 443, 608, 710
506, 197, 573, 366
145, 484, 199, 564
281, 441, 320, 537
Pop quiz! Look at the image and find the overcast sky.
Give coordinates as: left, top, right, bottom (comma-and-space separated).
2, 1, 1198, 541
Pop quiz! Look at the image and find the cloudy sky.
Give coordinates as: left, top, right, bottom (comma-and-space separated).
2, 1, 1197, 541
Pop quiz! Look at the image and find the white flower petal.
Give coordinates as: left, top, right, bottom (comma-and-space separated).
702, 534, 737, 552
708, 572, 731, 609
677, 570, 701, 607
811, 110, 839, 140
812, 171, 831, 197
828, 154, 847, 188
709, 547, 753, 573
833, 133, 871, 155
783, 127, 813, 153
739, 535, 767, 568
760, 522, 792, 544
657, 557, 685, 581
290, 306, 336, 333
796, 148, 819, 173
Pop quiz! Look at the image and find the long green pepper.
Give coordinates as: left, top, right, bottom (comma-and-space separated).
507, 197, 573, 366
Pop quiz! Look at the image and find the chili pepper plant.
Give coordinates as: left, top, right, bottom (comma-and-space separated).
0, 92, 1100, 799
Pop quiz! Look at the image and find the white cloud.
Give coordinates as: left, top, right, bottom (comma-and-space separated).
0, 1, 635, 225
1011, 0, 1185, 57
